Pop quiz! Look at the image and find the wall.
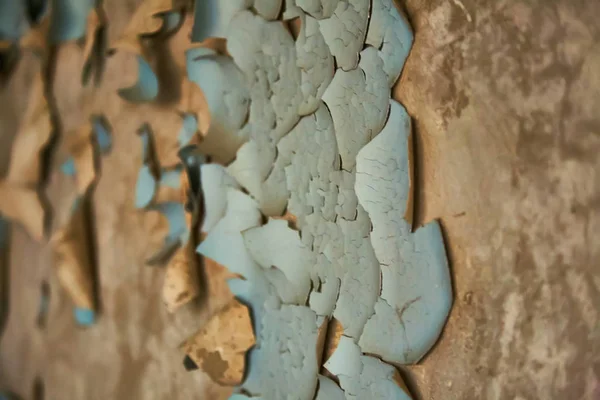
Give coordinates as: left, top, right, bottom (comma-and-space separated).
0, 0, 598, 399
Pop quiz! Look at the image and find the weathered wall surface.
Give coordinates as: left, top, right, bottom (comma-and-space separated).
396, 0, 600, 399
0, 0, 598, 399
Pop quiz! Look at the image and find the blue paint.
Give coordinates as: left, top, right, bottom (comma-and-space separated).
0, 1, 26, 40
49, 0, 95, 44
118, 56, 159, 103
150, 202, 187, 242
159, 167, 182, 189
74, 307, 95, 326
178, 113, 198, 147
92, 117, 112, 154
135, 166, 157, 209
60, 117, 111, 178
61, 157, 77, 176
161, 11, 182, 34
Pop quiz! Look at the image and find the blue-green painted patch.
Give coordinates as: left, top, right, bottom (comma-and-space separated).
92, 117, 112, 154
150, 202, 188, 243
61, 157, 76, 176
118, 56, 159, 103
159, 167, 182, 189
49, 0, 95, 44
0, 1, 26, 40
74, 307, 95, 326
135, 165, 157, 209
178, 113, 197, 148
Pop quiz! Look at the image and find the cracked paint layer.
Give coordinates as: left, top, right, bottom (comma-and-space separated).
317, 0, 369, 71
365, 0, 413, 87
296, 14, 334, 116
186, 47, 250, 164
315, 375, 345, 400
243, 218, 313, 305
322, 46, 389, 171
242, 305, 320, 400
197, 189, 277, 334
325, 336, 412, 399
355, 100, 452, 364
297, 0, 340, 20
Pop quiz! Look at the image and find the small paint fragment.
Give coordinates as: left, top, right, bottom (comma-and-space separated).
74, 307, 95, 326
49, 0, 95, 44
178, 113, 198, 148
92, 116, 112, 153
117, 55, 159, 103
135, 165, 157, 209
60, 157, 76, 176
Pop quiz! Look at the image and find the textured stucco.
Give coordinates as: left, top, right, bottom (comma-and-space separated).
0, 0, 599, 399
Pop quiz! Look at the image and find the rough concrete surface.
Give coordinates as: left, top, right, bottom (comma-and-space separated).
0, 0, 599, 399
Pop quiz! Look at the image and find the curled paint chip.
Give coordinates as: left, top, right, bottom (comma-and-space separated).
227, 136, 283, 216
366, 0, 414, 86
186, 48, 250, 163
317, 0, 369, 71
325, 336, 412, 399
181, 299, 255, 386
355, 100, 452, 364
227, 10, 301, 137
332, 206, 380, 339
322, 46, 390, 171
177, 113, 198, 148
197, 189, 276, 334
199, 164, 240, 233
243, 219, 313, 305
